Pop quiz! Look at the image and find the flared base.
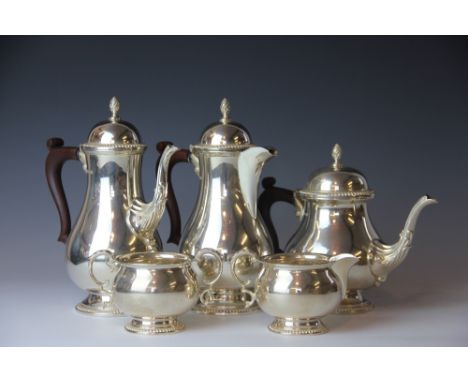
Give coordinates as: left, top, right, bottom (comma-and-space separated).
192, 288, 259, 316
336, 289, 374, 314
268, 317, 328, 335
125, 317, 184, 335
75, 291, 122, 317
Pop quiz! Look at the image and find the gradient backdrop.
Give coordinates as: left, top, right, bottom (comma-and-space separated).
0, 36, 466, 345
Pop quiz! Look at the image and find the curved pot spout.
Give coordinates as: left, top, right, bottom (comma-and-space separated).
127, 145, 179, 245
238, 147, 276, 219
369, 195, 438, 285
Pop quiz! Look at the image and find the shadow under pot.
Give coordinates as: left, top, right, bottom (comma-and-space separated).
231, 251, 357, 335
258, 143, 437, 314
89, 249, 222, 335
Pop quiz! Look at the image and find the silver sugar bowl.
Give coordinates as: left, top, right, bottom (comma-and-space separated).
89, 250, 222, 334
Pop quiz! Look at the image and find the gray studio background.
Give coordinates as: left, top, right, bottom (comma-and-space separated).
0, 36, 466, 346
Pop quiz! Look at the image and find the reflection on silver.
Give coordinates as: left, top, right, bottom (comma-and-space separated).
180, 99, 276, 315
89, 250, 223, 334
286, 144, 438, 313
65, 98, 178, 316
232, 251, 357, 334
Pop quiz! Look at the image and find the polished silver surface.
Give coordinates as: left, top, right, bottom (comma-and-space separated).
286, 144, 438, 313
232, 252, 357, 334
193, 98, 252, 149
90, 250, 223, 334
180, 99, 276, 315
64, 97, 178, 316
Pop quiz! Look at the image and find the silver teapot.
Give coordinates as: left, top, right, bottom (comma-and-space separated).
259, 143, 437, 314
45, 97, 179, 316
161, 99, 277, 315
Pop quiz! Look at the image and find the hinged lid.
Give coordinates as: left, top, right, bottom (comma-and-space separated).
298, 144, 375, 201
82, 97, 143, 151
191, 98, 252, 151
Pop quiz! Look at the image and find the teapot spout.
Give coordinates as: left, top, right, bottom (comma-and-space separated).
370, 195, 438, 285
127, 145, 179, 244
238, 146, 277, 219
329, 254, 359, 298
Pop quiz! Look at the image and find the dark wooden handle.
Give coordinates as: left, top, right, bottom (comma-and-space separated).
156, 141, 191, 245
45, 137, 79, 243
258, 177, 295, 253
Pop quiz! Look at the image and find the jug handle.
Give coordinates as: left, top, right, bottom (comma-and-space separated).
156, 141, 191, 245
257, 177, 295, 253
45, 138, 79, 243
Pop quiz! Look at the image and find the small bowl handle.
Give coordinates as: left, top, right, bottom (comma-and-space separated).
88, 250, 119, 295
230, 250, 259, 308
192, 248, 223, 307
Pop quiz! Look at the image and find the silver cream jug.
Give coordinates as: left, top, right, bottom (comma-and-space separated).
259, 143, 437, 314
161, 99, 276, 315
45, 97, 179, 316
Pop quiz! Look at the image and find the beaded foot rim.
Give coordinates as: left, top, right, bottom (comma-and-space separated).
268, 318, 329, 335
125, 318, 185, 335
75, 295, 122, 317
192, 302, 260, 316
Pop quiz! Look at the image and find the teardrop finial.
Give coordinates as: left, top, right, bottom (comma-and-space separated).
332, 143, 342, 170
220, 98, 231, 124
109, 96, 120, 122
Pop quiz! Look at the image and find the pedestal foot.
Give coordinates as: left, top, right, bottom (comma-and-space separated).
75, 291, 122, 317
268, 317, 328, 335
125, 317, 184, 335
336, 290, 374, 314
192, 288, 259, 315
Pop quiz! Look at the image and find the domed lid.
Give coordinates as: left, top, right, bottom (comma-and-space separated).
192, 98, 252, 151
85, 97, 142, 146
298, 144, 374, 201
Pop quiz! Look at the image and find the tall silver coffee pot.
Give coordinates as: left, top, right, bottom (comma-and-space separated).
161, 99, 276, 315
259, 143, 437, 314
46, 97, 179, 316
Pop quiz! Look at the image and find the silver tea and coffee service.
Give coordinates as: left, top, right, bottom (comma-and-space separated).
46, 97, 437, 336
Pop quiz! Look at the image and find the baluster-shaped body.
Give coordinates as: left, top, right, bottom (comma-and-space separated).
180, 99, 276, 315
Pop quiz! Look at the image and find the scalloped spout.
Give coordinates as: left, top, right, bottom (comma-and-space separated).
370, 195, 438, 284
127, 145, 179, 243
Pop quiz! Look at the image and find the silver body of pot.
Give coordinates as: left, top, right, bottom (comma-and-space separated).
66, 144, 162, 296
180, 148, 274, 313
286, 199, 377, 291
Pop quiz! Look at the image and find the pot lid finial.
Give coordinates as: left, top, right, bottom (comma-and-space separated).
332, 143, 342, 170
109, 96, 120, 123
220, 98, 231, 124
